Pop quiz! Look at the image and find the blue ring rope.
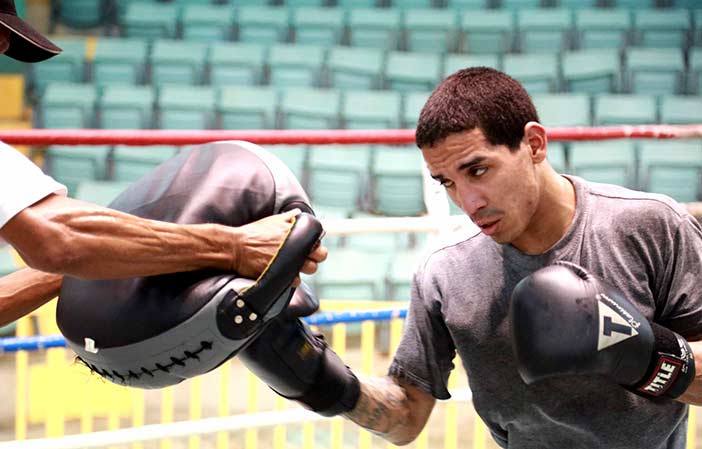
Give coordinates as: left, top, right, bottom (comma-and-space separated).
0, 308, 408, 353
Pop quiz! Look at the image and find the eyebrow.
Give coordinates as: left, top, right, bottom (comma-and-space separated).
430, 156, 488, 182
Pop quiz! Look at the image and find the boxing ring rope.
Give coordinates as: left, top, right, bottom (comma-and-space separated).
0, 308, 408, 353
1, 124, 702, 146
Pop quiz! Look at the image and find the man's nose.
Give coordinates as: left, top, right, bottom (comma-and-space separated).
457, 184, 487, 216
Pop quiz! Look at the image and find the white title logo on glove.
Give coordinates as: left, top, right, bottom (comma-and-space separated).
597, 295, 639, 351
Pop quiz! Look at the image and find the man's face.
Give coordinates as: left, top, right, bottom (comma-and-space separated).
0, 25, 10, 54
422, 128, 541, 246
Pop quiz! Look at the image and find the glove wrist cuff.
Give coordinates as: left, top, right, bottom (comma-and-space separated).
629, 323, 695, 399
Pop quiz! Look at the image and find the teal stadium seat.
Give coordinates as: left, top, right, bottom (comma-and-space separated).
503, 53, 560, 94
443, 54, 501, 78
158, 86, 215, 130
570, 140, 637, 188
633, 9, 691, 49
280, 87, 341, 129
99, 85, 155, 129
58, 0, 104, 28
92, 37, 148, 86
371, 146, 426, 216
532, 94, 591, 127
659, 96, 702, 125
337, 0, 377, 6
689, 48, 702, 94
291, 7, 345, 46
151, 40, 209, 87
404, 8, 459, 53
694, 10, 702, 46
348, 8, 402, 50
392, 0, 434, 7
558, 0, 598, 8
548, 142, 567, 174
594, 94, 657, 125
517, 8, 574, 54
281, 0, 326, 6
562, 49, 621, 94
639, 141, 702, 203
267, 145, 308, 183
209, 42, 267, 87
307, 145, 372, 214
447, 0, 489, 7
385, 51, 442, 92
386, 249, 423, 301
45, 145, 111, 195
315, 248, 388, 301
111, 146, 179, 182
39, 82, 96, 129
218, 86, 278, 129
313, 248, 388, 301
121, 2, 178, 39
625, 48, 685, 95
574, 8, 631, 50
31, 37, 85, 91
74, 181, 133, 206
181, 4, 234, 42
268, 44, 326, 87
327, 46, 384, 89
237, 6, 290, 44
461, 10, 514, 54
402, 91, 431, 128
342, 90, 401, 129
500, 0, 542, 9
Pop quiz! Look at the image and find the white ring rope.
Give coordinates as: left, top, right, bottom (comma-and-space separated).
0, 390, 473, 449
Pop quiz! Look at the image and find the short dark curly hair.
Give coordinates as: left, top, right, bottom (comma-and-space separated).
415, 67, 539, 150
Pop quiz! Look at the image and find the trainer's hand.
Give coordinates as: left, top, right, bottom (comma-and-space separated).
231, 210, 327, 280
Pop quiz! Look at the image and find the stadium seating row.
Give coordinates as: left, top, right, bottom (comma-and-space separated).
31, 39, 702, 95
55, 0, 702, 32
43, 139, 702, 216
36, 82, 702, 131
111, 4, 702, 54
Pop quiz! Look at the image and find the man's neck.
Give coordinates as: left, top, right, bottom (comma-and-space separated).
512, 172, 576, 255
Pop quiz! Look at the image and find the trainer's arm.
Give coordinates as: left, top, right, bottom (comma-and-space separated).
0, 194, 321, 280
677, 340, 702, 406
345, 376, 435, 446
0, 268, 62, 326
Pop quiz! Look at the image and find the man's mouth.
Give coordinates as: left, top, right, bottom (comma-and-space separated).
477, 219, 500, 236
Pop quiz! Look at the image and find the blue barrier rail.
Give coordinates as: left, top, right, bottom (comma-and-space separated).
0, 308, 408, 353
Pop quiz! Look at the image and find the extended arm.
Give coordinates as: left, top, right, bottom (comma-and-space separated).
344, 375, 435, 445
0, 268, 62, 326
0, 194, 324, 280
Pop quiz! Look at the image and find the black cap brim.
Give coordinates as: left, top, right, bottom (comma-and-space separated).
0, 12, 61, 62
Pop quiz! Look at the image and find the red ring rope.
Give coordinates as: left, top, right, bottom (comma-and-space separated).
1, 125, 701, 146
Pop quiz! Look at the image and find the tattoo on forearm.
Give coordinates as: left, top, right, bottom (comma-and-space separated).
345, 377, 411, 439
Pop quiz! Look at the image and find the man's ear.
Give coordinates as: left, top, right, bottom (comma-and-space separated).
524, 121, 547, 163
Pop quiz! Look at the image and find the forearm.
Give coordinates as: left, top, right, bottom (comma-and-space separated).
677, 340, 702, 406
6, 198, 236, 279
343, 376, 425, 445
0, 268, 62, 326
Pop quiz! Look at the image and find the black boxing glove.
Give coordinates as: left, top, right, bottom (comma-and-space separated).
240, 284, 360, 416
510, 261, 695, 399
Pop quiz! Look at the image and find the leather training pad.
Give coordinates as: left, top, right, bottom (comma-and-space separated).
56, 141, 313, 349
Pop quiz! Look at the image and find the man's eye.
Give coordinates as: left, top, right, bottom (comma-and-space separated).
441, 179, 455, 188
471, 167, 488, 177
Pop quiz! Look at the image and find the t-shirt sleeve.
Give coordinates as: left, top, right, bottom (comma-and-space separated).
0, 142, 67, 230
388, 262, 456, 400
656, 214, 702, 340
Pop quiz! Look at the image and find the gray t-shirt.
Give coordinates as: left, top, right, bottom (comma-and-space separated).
389, 175, 702, 449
